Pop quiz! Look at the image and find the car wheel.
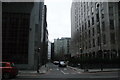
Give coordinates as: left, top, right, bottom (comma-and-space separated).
3, 73, 10, 79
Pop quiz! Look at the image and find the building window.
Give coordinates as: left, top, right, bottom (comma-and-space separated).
92, 17, 94, 25
35, 24, 38, 33
101, 9, 104, 19
82, 34, 84, 40
88, 2, 90, 6
96, 3, 99, 8
109, 6, 113, 16
85, 22, 87, 30
93, 38, 95, 47
84, 4, 86, 13
96, 3, 99, 13
79, 35, 81, 41
89, 40, 91, 48
91, 2, 93, 6
82, 25, 84, 32
85, 32, 87, 39
103, 34, 106, 44
77, 29, 79, 31
101, 2, 104, 8
88, 10, 91, 16
97, 23, 100, 33
96, 13, 99, 22
88, 20, 90, 27
97, 36, 100, 46
110, 19, 114, 30
80, 27, 81, 32
83, 43, 84, 50
86, 41, 87, 49
110, 33, 115, 44
92, 28, 95, 36
81, 9, 83, 15
101, 13, 104, 19
102, 21, 105, 31
89, 30, 91, 38
91, 7, 94, 15
119, 19, 120, 26
119, 2, 120, 9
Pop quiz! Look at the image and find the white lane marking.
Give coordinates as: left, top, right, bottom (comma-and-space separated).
57, 68, 59, 70
64, 68, 67, 70
61, 70, 69, 74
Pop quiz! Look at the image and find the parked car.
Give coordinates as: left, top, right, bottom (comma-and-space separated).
53, 61, 59, 65
0, 62, 18, 79
59, 61, 67, 67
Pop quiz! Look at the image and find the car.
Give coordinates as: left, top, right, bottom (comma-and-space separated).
53, 61, 59, 65
0, 62, 18, 79
59, 61, 67, 67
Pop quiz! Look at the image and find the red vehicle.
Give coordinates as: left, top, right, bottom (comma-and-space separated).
0, 62, 18, 79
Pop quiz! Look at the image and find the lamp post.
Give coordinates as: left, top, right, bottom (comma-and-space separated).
37, 48, 40, 73
79, 48, 82, 53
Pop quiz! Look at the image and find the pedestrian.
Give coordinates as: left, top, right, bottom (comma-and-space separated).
100, 63, 103, 71
37, 64, 40, 73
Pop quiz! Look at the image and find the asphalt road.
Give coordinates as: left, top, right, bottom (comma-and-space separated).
3, 63, 119, 80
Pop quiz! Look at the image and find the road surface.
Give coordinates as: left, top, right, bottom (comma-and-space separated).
3, 63, 119, 80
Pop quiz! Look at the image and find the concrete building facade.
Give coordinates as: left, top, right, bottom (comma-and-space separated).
54, 38, 71, 60
71, 1, 120, 58
40, 5, 48, 65
2, 2, 48, 70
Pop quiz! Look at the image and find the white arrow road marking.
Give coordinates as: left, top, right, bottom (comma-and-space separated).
61, 70, 69, 74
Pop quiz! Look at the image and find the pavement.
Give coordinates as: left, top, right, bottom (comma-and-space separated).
18, 64, 49, 76
68, 66, 120, 73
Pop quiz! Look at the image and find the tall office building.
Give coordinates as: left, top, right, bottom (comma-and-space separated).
54, 38, 71, 60
71, 1, 120, 58
2, 2, 48, 70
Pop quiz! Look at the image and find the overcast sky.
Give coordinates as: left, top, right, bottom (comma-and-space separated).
45, 0, 72, 42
